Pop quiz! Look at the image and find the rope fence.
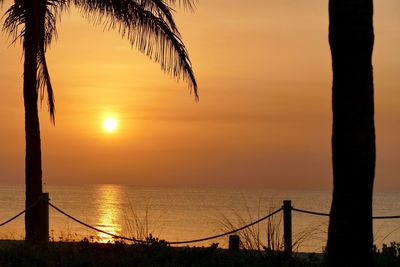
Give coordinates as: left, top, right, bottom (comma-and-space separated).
292, 207, 400, 219
0, 210, 26, 228
168, 207, 283, 245
47, 202, 148, 244
48, 201, 283, 245
373, 215, 400, 220
0, 197, 45, 227
2, 196, 400, 251
292, 207, 330, 217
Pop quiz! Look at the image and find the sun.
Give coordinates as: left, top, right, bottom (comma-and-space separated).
103, 118, 118, 133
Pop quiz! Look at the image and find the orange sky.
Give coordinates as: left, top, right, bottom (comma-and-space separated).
1, 0, 400, 190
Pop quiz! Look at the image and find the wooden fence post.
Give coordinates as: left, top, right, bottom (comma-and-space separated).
229, 235, 240, 251
38, 192, 49, 243
283, 200, 292, 258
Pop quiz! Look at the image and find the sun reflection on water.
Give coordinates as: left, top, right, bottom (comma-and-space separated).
95, 184, 122, 243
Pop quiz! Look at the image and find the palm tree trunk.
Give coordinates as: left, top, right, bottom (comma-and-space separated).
24, 2, 44, 243
327, 1, 375, 266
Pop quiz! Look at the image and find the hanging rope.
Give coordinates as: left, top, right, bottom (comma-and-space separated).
4, 197, 400, 244
169, 207, 283, 245
292, 207, 330, 217
292, 207, 400, 219
48, 201, 282, 245
0, 198, 44, 227
48, 202, 149, 244
373, 215, 400, 219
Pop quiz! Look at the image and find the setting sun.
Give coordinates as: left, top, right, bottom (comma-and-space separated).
103, 118, 118, 133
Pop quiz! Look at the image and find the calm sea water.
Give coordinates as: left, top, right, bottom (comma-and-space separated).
1, 184, 400, 252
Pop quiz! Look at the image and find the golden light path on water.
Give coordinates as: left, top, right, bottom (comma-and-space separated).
95, 184, 122, 243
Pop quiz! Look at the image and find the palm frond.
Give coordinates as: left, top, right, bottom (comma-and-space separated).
135, 0, 179, 32
164, 0, 198, 11
41, 0, 69, 48
37, 47, 56, 123
3, 0, 68, 122
2, 1, 26, 45
74, 0, 198, 98
36, 0, 68, 123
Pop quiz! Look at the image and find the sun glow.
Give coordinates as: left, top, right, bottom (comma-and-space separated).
103, 118, 118, 132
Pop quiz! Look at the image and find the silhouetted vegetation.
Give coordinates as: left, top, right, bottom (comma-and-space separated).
0, 240, 324, 267
2, 238, 400, 266
374, 242, 400, 266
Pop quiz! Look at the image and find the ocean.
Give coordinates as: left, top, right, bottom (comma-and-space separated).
1, 184, 400, 252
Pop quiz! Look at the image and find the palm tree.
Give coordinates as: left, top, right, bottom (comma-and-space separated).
1, 0, 198, 243
327, 0, 375, 266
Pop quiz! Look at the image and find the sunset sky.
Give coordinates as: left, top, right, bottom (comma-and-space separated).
1, 0, 400, 190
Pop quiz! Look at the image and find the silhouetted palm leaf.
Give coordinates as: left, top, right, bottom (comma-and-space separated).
3, 0, 68, 122
2, 0, 198, 122
74, 0, 198, 97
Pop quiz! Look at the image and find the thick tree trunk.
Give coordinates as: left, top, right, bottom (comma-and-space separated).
327, 1, 375, 266
24, 2, 44, 243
